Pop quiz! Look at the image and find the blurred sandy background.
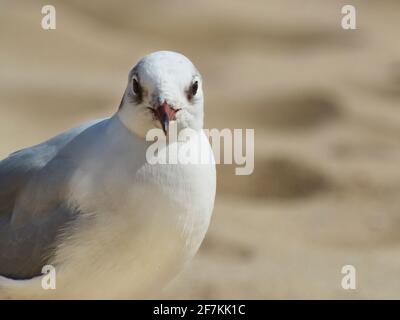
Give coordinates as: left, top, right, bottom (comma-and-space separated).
1, 0, 400, 299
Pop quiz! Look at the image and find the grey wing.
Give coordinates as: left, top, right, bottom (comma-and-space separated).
0, 119, 100, 221
0, 120, 101, 280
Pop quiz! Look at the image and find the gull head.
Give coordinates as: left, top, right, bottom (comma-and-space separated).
117, 51, 204, 138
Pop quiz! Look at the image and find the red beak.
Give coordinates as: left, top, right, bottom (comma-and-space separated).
154, 102, 178, 135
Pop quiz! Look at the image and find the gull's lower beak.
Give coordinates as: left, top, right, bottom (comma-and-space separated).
154, 102, 178, 135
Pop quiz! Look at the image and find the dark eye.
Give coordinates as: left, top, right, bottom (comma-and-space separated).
191, 81, 198, 96
132, 78, 141, 96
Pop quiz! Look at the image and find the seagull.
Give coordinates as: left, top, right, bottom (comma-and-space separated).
0, 51, 216, 299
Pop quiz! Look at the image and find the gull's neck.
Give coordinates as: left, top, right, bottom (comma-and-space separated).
107, 113, 146, 141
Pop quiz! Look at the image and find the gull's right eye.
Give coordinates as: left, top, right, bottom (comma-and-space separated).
132, 78, 141, 96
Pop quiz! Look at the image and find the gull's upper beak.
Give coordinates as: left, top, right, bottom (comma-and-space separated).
154, 101, 179, 135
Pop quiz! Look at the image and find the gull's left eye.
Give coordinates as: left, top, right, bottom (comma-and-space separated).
191, 81, 198, 96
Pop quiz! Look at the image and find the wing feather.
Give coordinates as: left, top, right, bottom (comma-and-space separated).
0, 120, 101, 279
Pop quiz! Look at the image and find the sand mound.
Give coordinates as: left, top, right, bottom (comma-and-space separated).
218, 156, 332, 200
